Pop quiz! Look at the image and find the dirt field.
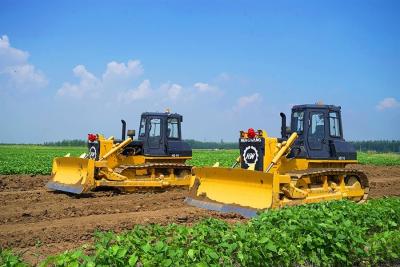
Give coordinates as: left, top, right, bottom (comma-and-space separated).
1, 165, 400, 265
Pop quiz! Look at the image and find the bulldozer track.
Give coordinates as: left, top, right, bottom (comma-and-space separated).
286, 168, 369, 202
114, 163, 192, 174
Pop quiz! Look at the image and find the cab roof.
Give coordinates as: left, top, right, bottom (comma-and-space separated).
292, 104, 341, 111
141, 112, 183, 118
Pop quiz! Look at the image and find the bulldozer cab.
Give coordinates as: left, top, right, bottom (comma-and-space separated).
284, 104, 356, 160
138, 112, 192, 157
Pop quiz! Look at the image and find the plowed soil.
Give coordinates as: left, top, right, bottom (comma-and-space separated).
1, 165, 400, 265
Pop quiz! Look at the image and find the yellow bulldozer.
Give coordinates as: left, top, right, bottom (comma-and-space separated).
185, 104, 369, 217
47, 111, 193, 194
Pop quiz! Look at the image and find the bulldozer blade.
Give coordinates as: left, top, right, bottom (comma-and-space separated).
185, 167, 274, 217
184, 198, 258, 218
46, 181, 85, 194
46, 157, 95, 194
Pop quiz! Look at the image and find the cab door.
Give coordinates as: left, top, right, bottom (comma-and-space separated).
306, 110, 330, 158
146, 117, 166, 155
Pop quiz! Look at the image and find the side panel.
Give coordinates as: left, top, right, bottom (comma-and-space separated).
167, 140, 192, 157
329, 140, 357, 160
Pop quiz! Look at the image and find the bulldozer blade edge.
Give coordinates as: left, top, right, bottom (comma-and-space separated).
184, 197, 258, 218
46, 181, 85, 194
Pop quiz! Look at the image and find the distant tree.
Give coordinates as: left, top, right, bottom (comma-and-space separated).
43, 139, 86, 147
39, 138, 400, 152
349, 140, 400, 153
185, 139, 237, 149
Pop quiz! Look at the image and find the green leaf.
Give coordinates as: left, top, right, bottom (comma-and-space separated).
111, 245, 119, 256
265, 242, 277, 252
162, 258, 172, 266
142, 243, 151, 253
128, 255, 138, 266
206, 249, 219, 259
71, 250, 83, 259
237, 252, 244, 261
117, 248, 128, 258
188, 249, 195, 259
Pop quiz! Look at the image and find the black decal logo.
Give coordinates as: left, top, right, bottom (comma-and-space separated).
89, 146, 97, 159
243, 146, 259, 166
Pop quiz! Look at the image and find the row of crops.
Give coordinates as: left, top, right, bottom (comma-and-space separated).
0, 145, 399, 175
1, 197, 399, 266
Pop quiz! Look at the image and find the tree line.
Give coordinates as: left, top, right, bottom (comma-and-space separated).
187, 140, 400, 152
350, 140, 400, 153
43, 139, 87, 147
41, 139, 400, 153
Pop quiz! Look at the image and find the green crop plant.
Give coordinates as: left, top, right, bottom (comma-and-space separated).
32, 197, 400, 267
357, 151, 400, 166
0, 145, 85, 175
0, 248, 27, 267
2, 145, 397, 176
188, 149, 239, 167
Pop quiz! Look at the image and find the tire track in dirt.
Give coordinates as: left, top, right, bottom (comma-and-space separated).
0, 188, 188, 224
0, 206, 217, 248
348, 165, 400, 198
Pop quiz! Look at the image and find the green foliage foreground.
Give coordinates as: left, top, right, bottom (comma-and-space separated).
3, 198, 399, 267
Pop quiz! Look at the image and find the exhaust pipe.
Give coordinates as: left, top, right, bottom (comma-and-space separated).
280, 112, 287, 139
121, 119, 126, 140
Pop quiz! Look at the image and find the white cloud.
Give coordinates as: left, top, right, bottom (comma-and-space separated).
376, 97, 400, 111
234, 93, 261, 110
57, 59, 144, 99
57, 60, 225, 106
57, 65, 101, 98
118, 79, 152, 103
3, 64, 47, 88
0, 35, 47, 90
160, 82, 183, 100
0, 35, 28, 68
102, 60, 143, 82
193, 82, 219, 93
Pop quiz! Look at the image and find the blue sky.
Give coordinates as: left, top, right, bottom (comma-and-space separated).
0, 0, 399, 143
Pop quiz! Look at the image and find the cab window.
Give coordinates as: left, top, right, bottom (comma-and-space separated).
310, 113, 325, 138
167, 118, 180, 139
292, 111, 304, 133
329, 112, 341, 137
149, 118, 161, 137
139, 118, 146, 137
